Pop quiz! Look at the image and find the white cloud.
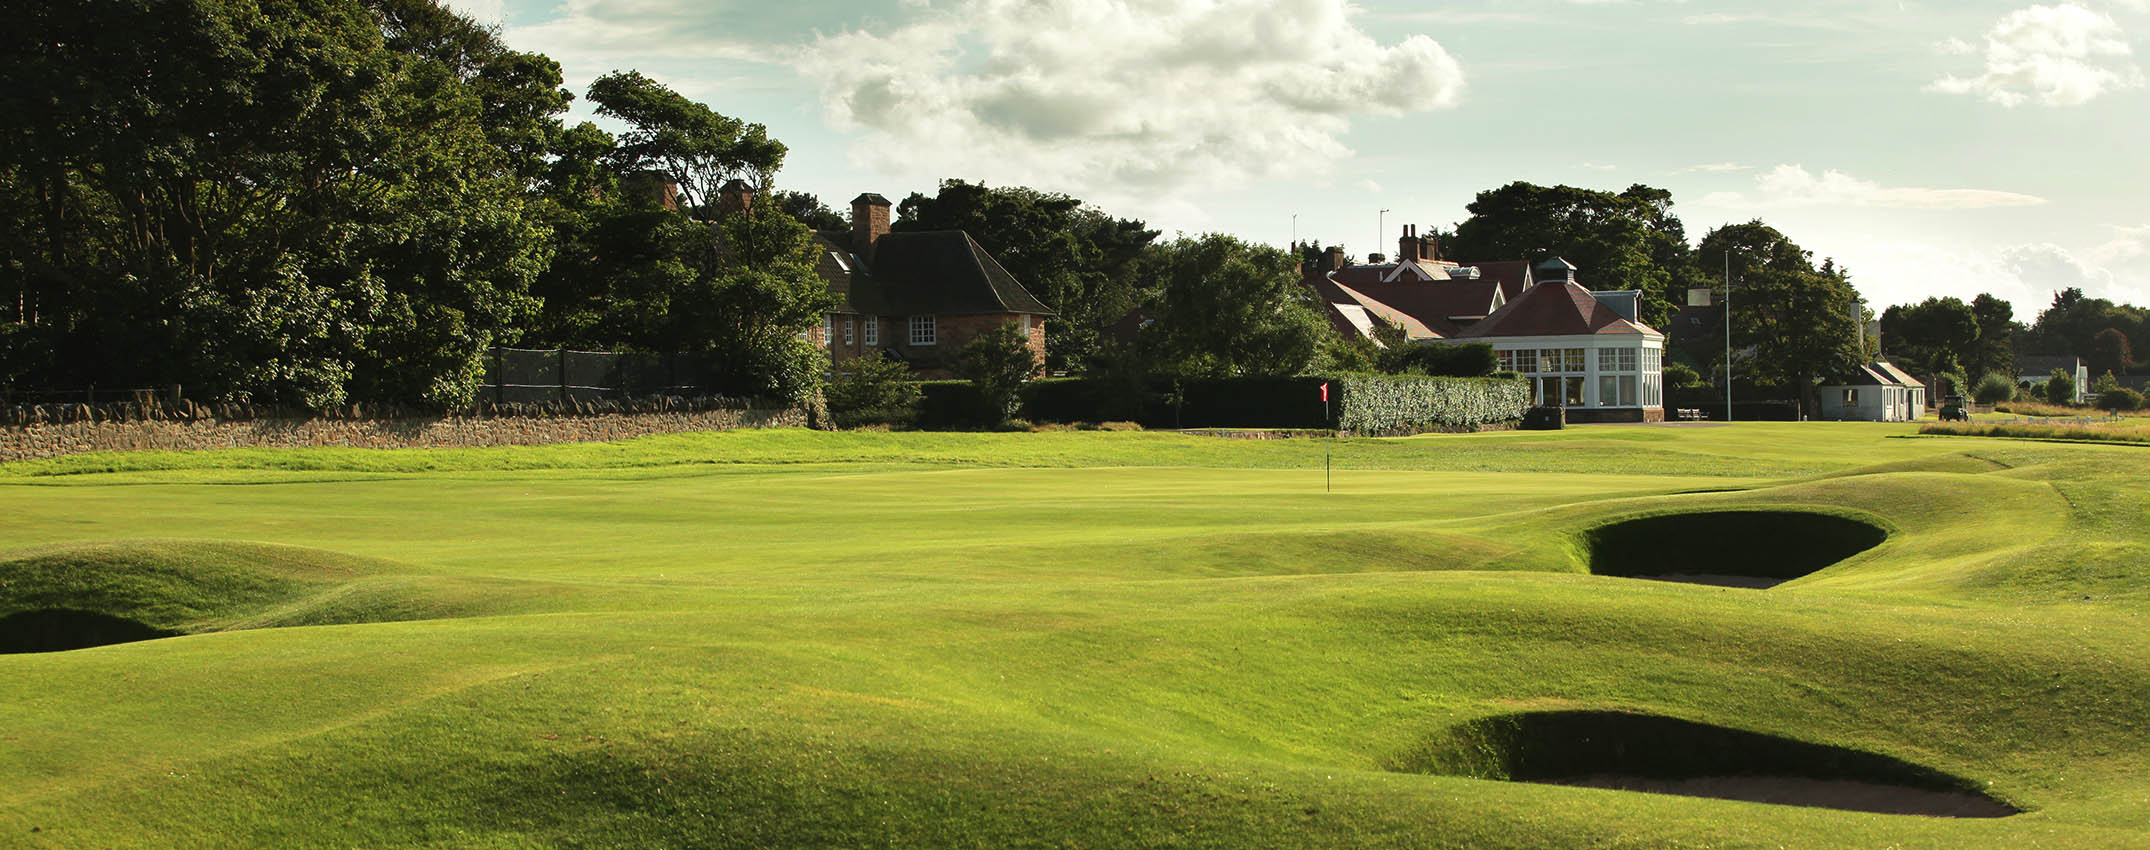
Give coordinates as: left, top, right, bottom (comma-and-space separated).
1929, 3, 2144, 106
1700, 164, 2048, 210
798, 0, 1465, 199
2095, 223, 2150, 263
1681, 162, 1752, 173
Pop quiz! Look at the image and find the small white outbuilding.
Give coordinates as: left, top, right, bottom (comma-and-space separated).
1817, 361, 1927, 422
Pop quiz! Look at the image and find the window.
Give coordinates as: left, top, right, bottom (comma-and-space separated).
1599, 376, 1619, 406
1599, 348, 1637, 372
1497, 350, 1515, 371
1565, 349, 1586, 372
820, 315, 833, 349
1021, 314, 1032, 335
1619, 375, 1637, 406
843, 318, 855, 347
1513, 349, 1538, 373
1843, 389, 1858, 406
909, 315, 937, 346
1565, 377, 1586, 406
864, 315, 879, 346
1539, 349, 1562, 371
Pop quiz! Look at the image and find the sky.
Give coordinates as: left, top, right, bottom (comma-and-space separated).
453, 0, 2150, 321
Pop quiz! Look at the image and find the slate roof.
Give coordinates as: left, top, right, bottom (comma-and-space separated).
811, 230, 1055, 317
1825, 361, 1921, 388
1456, 280, 1658, 339
2017, 355, 2084, 376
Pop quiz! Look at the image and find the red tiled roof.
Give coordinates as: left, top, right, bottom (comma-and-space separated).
1457, 281, 1659, 339
1455, 260, 1534, 302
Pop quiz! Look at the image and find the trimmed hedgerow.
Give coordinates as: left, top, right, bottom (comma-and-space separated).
1334, 374, 1530, 435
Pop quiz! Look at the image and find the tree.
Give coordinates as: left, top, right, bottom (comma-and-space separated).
2090, 328, 2133, 377
895, 180, 1157, 371
1974, 373, 2017, 405
585, 70, 784, 213
1446, 182, 1696, 327
0, 0, 556, 407
1141, 235, 1329, 377
2098, 387, 2144, 412
1696, 223, 1863, 413
1881, 297, 1980, 379
1967, 293, 2018, 380
2045, 369, 2077, 405
771, 191, 846, 231
826, 352, 922, 429
956, 321, 1038, 422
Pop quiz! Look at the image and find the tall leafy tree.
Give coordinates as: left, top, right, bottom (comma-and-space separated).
1967, 293, 2018, 380
585, 71, 785, 213
0, 0, 556, 406
1695, 222, 1863, 412
1140, 235, 1328, 377
894, 180, 1157, 371
1880, 297, 1980, 378
1444, 182, 1693, 327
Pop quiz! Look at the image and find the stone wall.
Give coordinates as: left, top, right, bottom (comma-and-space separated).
0, 406, 805, 463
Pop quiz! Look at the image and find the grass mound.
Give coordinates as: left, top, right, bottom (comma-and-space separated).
0, 540, 418, 650
1391, 710, 2018, 818
1583, 510, 1889, 586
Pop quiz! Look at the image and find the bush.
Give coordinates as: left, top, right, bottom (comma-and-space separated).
1381, 342, 1497, 377
2045, 369, 2077, 404
1334, 375, 1531, 434
2098, 388, 2144, 412
826, 353, 922, 429
956, 322, 1037, 423
1973, 373, 2016, 405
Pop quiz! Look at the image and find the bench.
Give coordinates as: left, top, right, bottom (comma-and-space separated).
1675, 408, 1707, 421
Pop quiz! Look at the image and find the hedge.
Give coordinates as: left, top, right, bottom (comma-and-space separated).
1333, 374, 1530, 434
895, 374, 1529, 432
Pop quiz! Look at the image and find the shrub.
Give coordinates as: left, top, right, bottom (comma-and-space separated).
2045, 369, 2077, 404
1973, 373, 2016, 405
825, 353, 922, 429
956, 322, 1037, 423
2098, 388, 2144, 412
1662, 363, 1704, 390
1334, 375, 1530, 434
1381, 342, 1497, 377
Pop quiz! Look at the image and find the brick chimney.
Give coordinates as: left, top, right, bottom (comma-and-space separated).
718, 178, 754, 214
1397, 225, 1422, 263
1326, 246, 1346, 271
851, 193, 892, 260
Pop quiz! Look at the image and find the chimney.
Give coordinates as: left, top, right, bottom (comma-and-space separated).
851, 193, 892, 260
1326, 246, 1345, 272
718, 178, 754, 214
1421, 234, 1440, 262
624, 170, 681, 211
1397, 224, 1422, 264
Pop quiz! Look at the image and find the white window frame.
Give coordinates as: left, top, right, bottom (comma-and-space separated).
843, 318, 855, 347
820, 315, 833, 349
863, 315, 879, 346
909, 315, 937, 346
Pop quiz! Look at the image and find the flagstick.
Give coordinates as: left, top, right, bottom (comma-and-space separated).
1324, 390, 1331, 493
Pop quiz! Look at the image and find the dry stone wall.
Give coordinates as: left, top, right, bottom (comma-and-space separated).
0, 407, 805, 463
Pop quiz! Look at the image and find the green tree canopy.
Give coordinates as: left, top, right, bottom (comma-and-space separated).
1695, 223, 1864, 412
1139, 234, 1328, 378
1881, 296, 1980, 378
1, 0, 557, 407
585, 70, 785, 213
1444, 182, 1697, 327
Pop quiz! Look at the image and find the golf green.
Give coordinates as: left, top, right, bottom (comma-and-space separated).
3, 423, 2146, 848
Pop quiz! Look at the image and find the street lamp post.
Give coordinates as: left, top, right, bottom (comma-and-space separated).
1724, 250, 1733, 422
1378, 209, 1391, 256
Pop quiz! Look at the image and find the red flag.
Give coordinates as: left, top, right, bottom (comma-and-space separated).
1319, 382, 1329, 402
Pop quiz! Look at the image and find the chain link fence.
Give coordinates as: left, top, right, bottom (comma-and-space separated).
481, 348, 728, 404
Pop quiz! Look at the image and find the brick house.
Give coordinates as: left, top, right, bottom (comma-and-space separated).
775, 189, 1053, 374
1304, 228, 1667, 422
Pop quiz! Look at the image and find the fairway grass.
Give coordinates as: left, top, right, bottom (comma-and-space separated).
3, 423, 2148, 848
